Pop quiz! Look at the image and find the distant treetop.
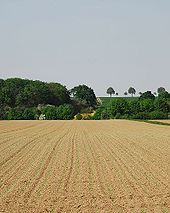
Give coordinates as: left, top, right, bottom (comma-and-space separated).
106, 87, 115, 97
128, 87, 136, 97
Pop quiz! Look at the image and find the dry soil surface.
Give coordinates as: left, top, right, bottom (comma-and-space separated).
0, 120, 170, 213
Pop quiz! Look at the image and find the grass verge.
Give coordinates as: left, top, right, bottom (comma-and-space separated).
130, 119, 170, 126
144, 120, 170, 126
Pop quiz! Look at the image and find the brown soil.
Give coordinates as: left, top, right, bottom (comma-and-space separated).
0, 120, 170, 213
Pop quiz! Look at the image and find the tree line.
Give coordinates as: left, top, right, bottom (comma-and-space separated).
0, 78, 97, 120
106, 86, 166, 97
94, 90, 170, 120
0, 78, 170, 120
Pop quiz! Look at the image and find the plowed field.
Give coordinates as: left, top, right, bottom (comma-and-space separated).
0, 120, 170, 213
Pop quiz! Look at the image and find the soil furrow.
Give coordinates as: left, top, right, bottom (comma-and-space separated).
0, 120, 170, 212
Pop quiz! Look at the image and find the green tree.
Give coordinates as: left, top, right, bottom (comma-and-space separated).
128, 87, 136, 97
48, 82, 70, 105
157, 87, 166, 94
1, 78, 30, 107
22, 108, 36, 120
139, 91, 155, 100
93, 107, 109, 120
71, 85, 97, 107
150, 111, 168, 120
43, 106, 57, 120
154, 97, 170, 113
43, 104, 75, 120
129, 100, 140, 115
16, 81, 50, 107
158, 91, 170, 100
6, 107, 24, 120
108, 98, 129, 118
106, 87, 115, 97
56, 104, 74, 120
0, 79, 4, 90
140, 99, 155, 112
75, 113, 83, 120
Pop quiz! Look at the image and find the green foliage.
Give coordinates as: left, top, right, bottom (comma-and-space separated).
16, 80, 51, 107
93, 107, 109, 120
0, 78, 30, 107
139, 91, 155, 100
106, 87, 115, 97
144, 120, 170, 126
1, 78, 170, 121
71, 85, 97, 107
0, 106, 8, 120
158, 91, 170, 100
157, 87, 166, 94
129, 100, 140, 115
80, 107, 94, 114
0, 78, 76, 120
154, 97, 170, 113
108, 98, 129, 118
56, 104, 74, 120
43, 106, 56, 120
0, 78, 71, 108
114, 113, 121, 119
139, 99, 155, 112
149, 111, 168, 120
1, 107, 36, 120
6, 108, 24, 120
42, 104, 74, 120
132, 112, 151, 120
128, 87, 136, 96
75, 113, 83, 120
93, 92, 170, 120
48, 82, 71, 105
100, 97, 138, 106
22, 108, 36, 120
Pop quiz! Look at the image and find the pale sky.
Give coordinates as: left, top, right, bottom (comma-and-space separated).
0, 0, 170, 96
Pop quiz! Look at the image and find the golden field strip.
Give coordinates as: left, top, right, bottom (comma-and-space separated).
0, 120, 170, 213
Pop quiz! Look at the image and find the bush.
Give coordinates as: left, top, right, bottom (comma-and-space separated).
139, 99, 155, 112
75, 113, 83, 120
92, 109, 102, 120
132, 112, 151, 120
80, 107, 94, 114
129, 100, 140, 115
92, 107, 110, 120
158, 91, 170, 100
6, 108, 24, 120
114, 113, 121, 119
149, 111, 168, 120
154, 98, 170, 113
121, 114, 130, 119
43, 106, 56, 120
0, 107, 7, 120
43, 104, 75, 120
108, 98, 129, 117
22, 108, 36, 120
139, 91, 155, 100
56, 104, 74, 120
